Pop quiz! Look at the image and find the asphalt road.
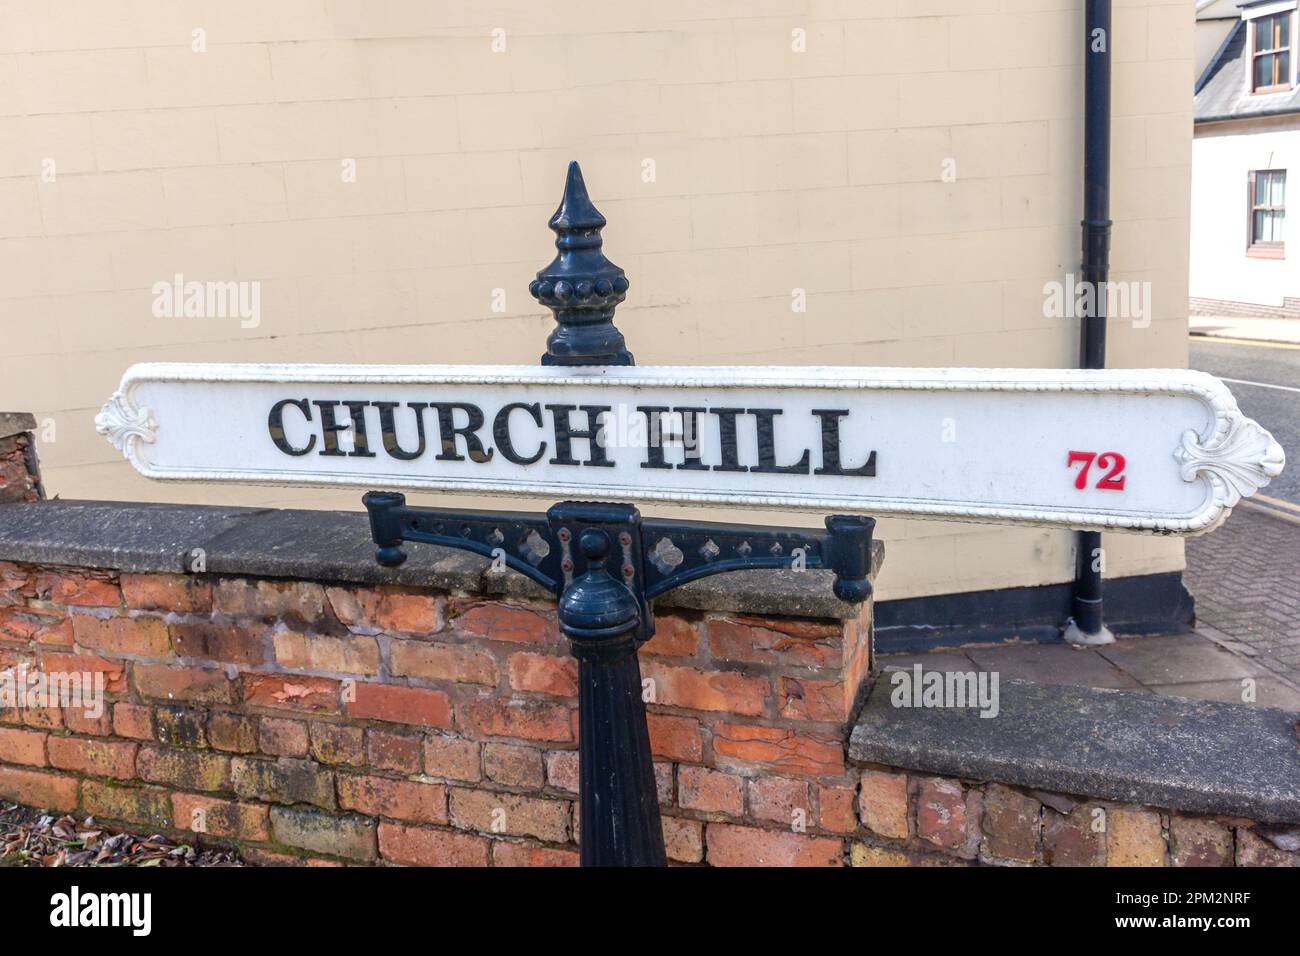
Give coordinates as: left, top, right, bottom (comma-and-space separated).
1189, 338, 1300, 506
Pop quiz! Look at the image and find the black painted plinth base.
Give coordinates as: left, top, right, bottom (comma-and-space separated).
874, 571, 1194, 654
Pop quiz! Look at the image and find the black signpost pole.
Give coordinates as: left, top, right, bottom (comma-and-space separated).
363, 162, 877, 866
550, 502, 664, 866
1072, 0, 1113, 644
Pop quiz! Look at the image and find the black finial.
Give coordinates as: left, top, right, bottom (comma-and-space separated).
531, 162, 634, 366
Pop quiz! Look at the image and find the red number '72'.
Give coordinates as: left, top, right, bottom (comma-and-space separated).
1067, 451, 1126, 491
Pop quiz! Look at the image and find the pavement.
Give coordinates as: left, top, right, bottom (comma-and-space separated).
878, 629, 1300, 712
1185, 500, 1300, 691
1190, 313, 1300, 345
880, 333, 1300, 712
1191, 337, 1300, 505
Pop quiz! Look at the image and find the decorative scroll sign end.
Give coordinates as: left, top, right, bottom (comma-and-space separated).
1175, 409, 1285, 514
95, 390, 157, 460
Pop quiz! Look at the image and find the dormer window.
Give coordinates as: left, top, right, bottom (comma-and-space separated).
1252, 11, 1292, 91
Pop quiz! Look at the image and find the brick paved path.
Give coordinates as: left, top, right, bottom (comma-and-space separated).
1185, 505, 1300, 685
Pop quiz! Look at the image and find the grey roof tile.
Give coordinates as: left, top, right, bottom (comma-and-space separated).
1196, 19, 1300, 123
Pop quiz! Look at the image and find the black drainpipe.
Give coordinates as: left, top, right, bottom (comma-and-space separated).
1070, 0, 1114, 644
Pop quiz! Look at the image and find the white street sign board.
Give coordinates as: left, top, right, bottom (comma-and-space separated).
97, 362, 1285, 535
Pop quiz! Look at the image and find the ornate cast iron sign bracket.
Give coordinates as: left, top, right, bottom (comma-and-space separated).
362, 491, 875, 867
363, 493, 876, 641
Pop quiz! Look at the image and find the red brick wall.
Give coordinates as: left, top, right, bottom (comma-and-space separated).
3, 561, 1294, 867
0, 428, 41, 505
0, 561, 870, 866
852, 767, 1300, 867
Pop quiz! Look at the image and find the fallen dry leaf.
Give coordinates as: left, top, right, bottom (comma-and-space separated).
0, 802, 242, 868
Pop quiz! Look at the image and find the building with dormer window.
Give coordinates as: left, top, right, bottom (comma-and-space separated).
1193, 0, 1300, 314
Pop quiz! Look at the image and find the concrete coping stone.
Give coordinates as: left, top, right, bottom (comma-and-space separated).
0, 499, 882, 620
849, 675, 1300, 823
0, 413, 37, 442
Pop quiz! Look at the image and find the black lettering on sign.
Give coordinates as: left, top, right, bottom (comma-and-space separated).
431, 403, 493, 463
546, 404, 614, 467
710, 408, 748, 473
673, 407, 710, 471
373, 401, 429, 461
749, 408, 811, 475
268, 398, 316, 456
312, 400, 351, 457
268, 398, 878, 480
494, 402, 547, 465
637, 406, 673, 470
812, 409, 876, 477
343, 400, 375, 458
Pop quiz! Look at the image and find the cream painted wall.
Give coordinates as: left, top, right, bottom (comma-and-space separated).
1191, 117, 1299, 307
1194, 16, 1235, 79
0, 0, 1191, 602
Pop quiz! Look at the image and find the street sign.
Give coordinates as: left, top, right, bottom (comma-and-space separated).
88, 160, 1287, 867
97, 360, 1283, 535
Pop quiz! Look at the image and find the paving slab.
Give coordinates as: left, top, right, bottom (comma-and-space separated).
877, 651, 977, 674
1146, 677, 1300, 711
1186, 504, 1300, 686
1097, 632, 1270, 685
964, 642, 1145, 690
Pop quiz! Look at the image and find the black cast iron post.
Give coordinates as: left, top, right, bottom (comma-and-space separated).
551, 502, 664, 866
364, 162, 877, 866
